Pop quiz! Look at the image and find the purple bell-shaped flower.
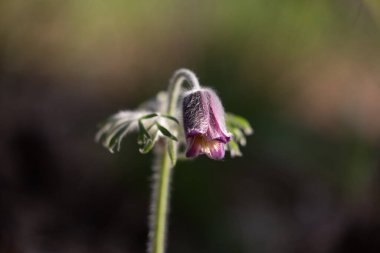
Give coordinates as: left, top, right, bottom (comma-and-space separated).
182, 88, 231, 160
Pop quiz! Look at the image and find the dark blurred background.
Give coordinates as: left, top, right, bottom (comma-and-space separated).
1, 0, 380, 252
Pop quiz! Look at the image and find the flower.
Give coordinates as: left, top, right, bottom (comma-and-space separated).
182, 88, 232, 160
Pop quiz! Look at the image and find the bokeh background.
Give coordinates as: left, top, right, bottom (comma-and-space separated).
1, 0, 380, 252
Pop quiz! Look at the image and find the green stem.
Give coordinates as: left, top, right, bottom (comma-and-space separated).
149, 69, 199, 253
151, 145, 172, 253
167, 68, 200, 115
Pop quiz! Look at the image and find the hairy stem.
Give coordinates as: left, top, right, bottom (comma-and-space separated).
150, 147, 172, 253
149, 69, 199, 253
167, 68, 200, 114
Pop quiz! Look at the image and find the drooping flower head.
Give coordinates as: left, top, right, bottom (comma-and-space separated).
182, 88, 232, 160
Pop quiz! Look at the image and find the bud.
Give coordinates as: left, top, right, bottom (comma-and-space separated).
182, 88, 231, 160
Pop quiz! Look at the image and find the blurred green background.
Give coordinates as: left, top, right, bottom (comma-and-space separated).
1, 0, 380, 252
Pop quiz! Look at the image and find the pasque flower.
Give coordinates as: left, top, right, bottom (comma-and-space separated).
183, 88, 232, 160
96, 69, 252, 253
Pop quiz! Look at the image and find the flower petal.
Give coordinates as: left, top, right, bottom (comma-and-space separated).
205, 141, 225, 160
185, 136, 202, 158
204, 88, 231, 142
182, 90, 210, 137
182, 88, 231, 160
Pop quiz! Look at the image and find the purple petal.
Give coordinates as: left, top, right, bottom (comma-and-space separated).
206, 141, 225, 160
185, 136, 201, 158
203, 88, 231, 142
206, 116, 231, 143
182, 88, 231, 160
182, 90, 210, 138
187, 129, 205, 138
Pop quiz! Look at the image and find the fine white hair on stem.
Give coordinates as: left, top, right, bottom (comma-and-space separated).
147, 153, 160, 253
147, 150, 173, 253
167, 68, 201, 116
147, 69, 200, 253
169, 68, 200, 91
